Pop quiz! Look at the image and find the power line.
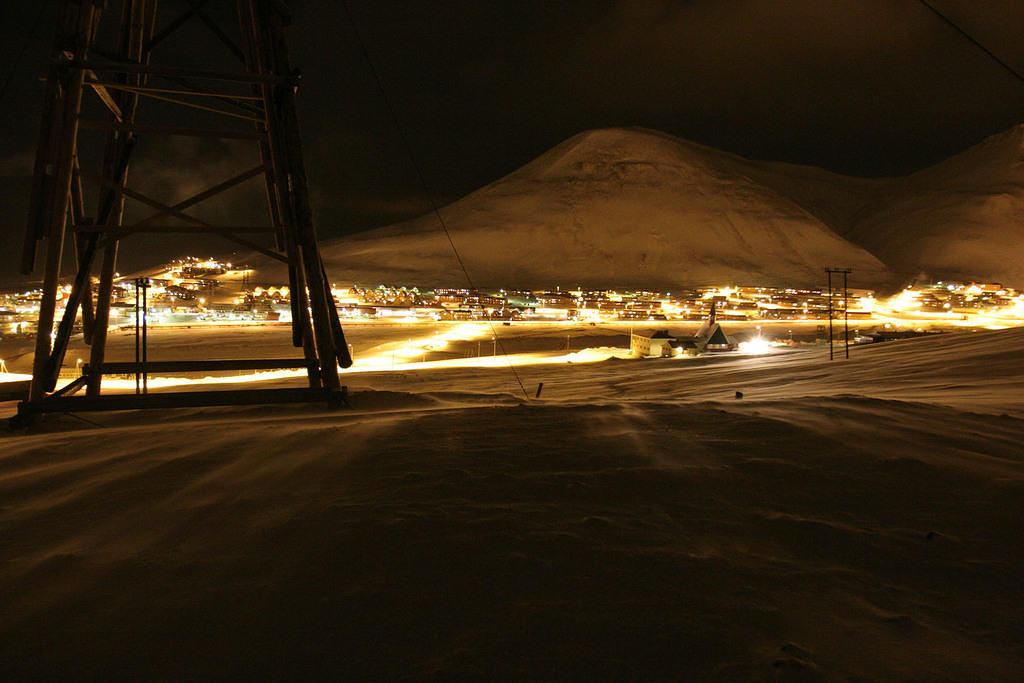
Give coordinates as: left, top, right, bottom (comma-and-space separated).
915, 0, 1024, 88
338, 0, 531, 401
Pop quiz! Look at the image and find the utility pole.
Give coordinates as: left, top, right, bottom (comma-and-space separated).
134, 278, 148, 394
826, 270, 834, 361
843, 269, 850, 359
826, 268, 852, 360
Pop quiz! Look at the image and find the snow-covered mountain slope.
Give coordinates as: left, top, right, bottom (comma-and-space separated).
840, 124, 1024, 286
252, 124, 1024, 290
317, 128, 891, 289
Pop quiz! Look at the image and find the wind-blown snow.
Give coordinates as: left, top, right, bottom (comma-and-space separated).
2, 326, 1022, 678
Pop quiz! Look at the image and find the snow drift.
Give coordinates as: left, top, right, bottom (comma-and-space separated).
2, 325, 1023, 678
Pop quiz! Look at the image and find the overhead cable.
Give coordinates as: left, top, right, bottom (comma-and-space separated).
915, 0, 1024, 87
338, 0, 531, 401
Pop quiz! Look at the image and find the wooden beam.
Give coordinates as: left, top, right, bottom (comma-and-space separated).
30, 24, 93, 402
85, 80, 263, 101
78, 59, 288, 85
188, 0, 247, 63
40, 229, 99, 391
132, 163, 268, 223
81, 170, 289, 264
75, 231, 96, 342
143, 0, 209, 53
73, 224, 279, 233
88, 358, 312, 374
215, 231, 289, 263
85, 77, 124, 121
0, 380, 31, 403
83, 164, 266, 232
98, 85, 265, 122
78, 119, 264, 139
87, 240, 118, 396
50, 374, 88, 398
86, 0, 157, 398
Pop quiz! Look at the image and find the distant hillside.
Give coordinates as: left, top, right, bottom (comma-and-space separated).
250, 125, 1024, 291
839, 124, 1024, 286
315, 128, 890, 290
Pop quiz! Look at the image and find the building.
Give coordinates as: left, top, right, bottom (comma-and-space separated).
630, 330, 705, 358
631, 330, 683, 357
693, 320, 737, 352
631, 301, 737, 358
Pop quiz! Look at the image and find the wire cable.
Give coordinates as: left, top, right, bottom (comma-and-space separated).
915, 0, 1024, 87
339, 0, 531, 401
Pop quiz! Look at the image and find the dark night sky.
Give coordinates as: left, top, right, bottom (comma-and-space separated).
2, 0, 1024, 276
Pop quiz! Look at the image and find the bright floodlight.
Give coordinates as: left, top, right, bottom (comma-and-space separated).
738, 338, 772, 355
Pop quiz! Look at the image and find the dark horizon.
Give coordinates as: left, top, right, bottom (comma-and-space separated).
2, 0, 1024, 275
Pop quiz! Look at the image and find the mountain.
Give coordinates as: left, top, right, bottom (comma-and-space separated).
839, 124, 1024, 286
256, 124, 1024, 291
315, 128, 891, 290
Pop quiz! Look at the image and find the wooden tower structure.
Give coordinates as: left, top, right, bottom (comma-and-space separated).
18, 0, 351, 420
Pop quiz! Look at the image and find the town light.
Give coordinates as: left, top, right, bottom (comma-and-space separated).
738, 338, 771, 354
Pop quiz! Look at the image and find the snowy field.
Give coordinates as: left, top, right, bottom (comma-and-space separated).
2, 324, 1023, 678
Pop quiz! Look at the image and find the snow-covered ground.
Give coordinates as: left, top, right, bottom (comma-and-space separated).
2, 325, 1022, 678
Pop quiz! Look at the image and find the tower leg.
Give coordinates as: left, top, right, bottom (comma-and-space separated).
298, 243, 341, 392
289, 260, 321, 389
76, 233, 96, 344
87, 242, 118, 396
29, 62, 87, 402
